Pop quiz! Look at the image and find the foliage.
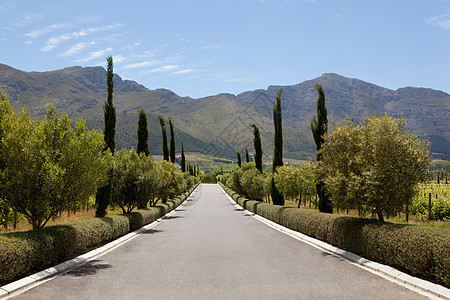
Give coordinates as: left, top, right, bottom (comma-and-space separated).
411, 183, 450, 220
272, 89, 284, 206
136, 109, 150, 156
274, 163, 316, 206
245, 147, 250, 163
250, 124, 263, 173
201, 172, 217, 183
311, 83, 332, 213
318, 114, 431, 221
225, 166, 244, 195
169, 119, 175, 163
103, 55, 116, 154
240, 166, 270, 201
0, 102, 111, 229
158, 116, 169, 161
156, 160, 186, 203
236, 150, 242, 167
181, 142, 186, 172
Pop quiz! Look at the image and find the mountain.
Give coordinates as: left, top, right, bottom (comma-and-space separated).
0, 63, 449, 160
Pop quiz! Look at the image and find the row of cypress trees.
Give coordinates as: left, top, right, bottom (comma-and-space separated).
243, 84, 332, 213
95, 56, 188, 217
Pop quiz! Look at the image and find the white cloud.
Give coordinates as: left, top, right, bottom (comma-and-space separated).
25, 23, 68, 38
41, 23, 122, 52
76, 47, 113, 62
114, 55, 126, 63
172, 69, 194, 74
59, 41, 96, 57
5, 14, 44, 30
24, 40, 33, 45
123, 60, 158, 69
425, 12, 450, 29
141, 65, 178, 74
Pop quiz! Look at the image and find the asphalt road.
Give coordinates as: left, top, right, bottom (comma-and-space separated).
10, 184, 427, 299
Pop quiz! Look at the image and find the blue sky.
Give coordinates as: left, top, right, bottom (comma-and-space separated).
1, 0, 449, 98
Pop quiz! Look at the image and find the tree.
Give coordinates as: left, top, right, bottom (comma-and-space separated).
240, 164, 270, 201
181, 142, 186, 172
274, 163, 316, 208
250, 124, 263, 173
158, 116, 169, 161
245, 147, 250, 163
311, 84, 332, 213
271, 89, 284, 206
237, 150, 242, 167
96, 55, 116, 218
318, 115, 431, 221
0, 103, 111, 229
169, 119, 175, 163
137, 109, 150, 156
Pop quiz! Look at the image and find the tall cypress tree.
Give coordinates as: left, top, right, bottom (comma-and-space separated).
137, 109, 150, 156
311, 83, 332, 213
237, 150, 242, 167
181, 142, 186, 172
271, 89, 284, 206
245, 147, 250, 163
96, 55, 116, 218
250, 124, 263, 173
169, 119, 175, 163
158, 116, 169, 161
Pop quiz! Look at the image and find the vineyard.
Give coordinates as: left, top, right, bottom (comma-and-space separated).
411, 183, 450, 221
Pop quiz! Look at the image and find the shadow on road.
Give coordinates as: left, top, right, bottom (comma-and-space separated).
164, 215, 183, 220
141, 229, 163, 234
64, 260, 112, 277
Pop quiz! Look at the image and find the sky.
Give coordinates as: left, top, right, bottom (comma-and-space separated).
0, 0, 449, 98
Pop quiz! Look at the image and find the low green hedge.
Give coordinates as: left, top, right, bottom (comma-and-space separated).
0, 184, 198, 285
220, 183, 450, 287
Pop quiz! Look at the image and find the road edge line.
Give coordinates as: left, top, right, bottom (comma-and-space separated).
0, 185, 200, 299
218, 185, 449, 300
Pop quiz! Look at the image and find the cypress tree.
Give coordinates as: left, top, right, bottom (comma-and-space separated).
96, 55, 116, 218
250, 124, 263, 173
245, 147, 250, 163
181, 142, 186, 172
137, 109, 150, 156
158, 116, 169, 161
237, 150, 242, 167
169, 119, 175, 163
271, 88, 284, 206
311, 83, 332, 213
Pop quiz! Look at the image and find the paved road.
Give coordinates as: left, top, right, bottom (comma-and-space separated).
11, 184, 427, 299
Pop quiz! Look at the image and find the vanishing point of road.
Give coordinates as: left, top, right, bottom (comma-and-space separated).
10, 184, 428, 299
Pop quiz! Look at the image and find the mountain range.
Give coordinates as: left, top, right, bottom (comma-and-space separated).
0, 63, 449, 160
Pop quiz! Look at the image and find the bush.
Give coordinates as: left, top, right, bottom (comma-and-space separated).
0, 184, 198, 284
221, 183, 450, 286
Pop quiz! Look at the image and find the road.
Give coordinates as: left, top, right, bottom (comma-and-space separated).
10, 184, 427, 299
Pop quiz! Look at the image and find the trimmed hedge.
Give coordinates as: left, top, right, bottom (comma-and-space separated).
220, 183, 450, 287
0, 185, 198, 285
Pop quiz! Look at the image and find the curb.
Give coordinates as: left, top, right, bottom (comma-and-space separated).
218, 185, 450, 300
0, 186, 200, 299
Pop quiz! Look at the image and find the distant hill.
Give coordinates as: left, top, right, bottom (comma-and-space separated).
1, 63, 448, 160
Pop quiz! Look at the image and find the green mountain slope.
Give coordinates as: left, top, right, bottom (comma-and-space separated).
1, 64, 448, 159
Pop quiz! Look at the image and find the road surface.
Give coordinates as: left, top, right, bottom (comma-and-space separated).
10, 184, 427, 299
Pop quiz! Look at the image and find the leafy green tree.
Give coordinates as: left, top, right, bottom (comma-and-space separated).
96, 55, 116, 218
271, 89, 284, 206
169, 119, 175, 163
274, 163, 316, 207
250, 124, 263, 173
181, 142, 186, 172
0, 103, 111, 229
318, 115, 431, 221
156, 160, 186, 203
240, 164, 270, 201
237, 150, 242, 167
311, 84, 332, 213
245, 147, 250, 163
158, 116, 169, 161
137, 109, 150, 156
110, 149, 159, 212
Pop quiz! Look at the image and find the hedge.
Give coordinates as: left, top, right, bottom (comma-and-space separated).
0, 185, 198, 285
220, 183, 450, 287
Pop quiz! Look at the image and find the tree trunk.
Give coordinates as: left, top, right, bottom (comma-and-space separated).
297, 195, 302, 208
376, 210, 384, 222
